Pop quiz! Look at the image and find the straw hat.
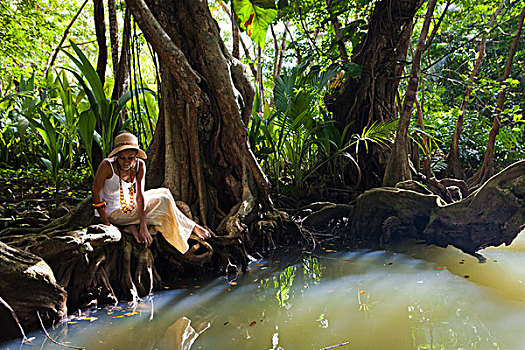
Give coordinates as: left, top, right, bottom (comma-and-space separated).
108, 133, 147, 159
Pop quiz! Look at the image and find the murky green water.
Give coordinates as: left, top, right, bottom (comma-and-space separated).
5, 232, 525, 350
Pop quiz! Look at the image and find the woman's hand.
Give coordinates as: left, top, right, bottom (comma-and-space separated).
139, 222, 153, 247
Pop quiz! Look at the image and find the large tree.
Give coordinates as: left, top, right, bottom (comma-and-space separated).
327, 0, 421, 187
125, 0, 278, 253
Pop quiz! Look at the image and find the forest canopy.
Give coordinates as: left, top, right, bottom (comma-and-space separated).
0, 0, 524, 340
0, 0, 522, 202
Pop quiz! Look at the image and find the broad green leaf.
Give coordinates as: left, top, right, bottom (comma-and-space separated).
233, 0, 277, 48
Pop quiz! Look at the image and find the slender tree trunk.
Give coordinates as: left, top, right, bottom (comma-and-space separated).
257, 45, 264, 107
112, 7, 131, 101
415, 97, 431, 178
126, 0, 271, 235
108, 0, 119, 80
447, 2, 504, 179
93, 0, 108, 85
112, 7, 132, 135
91, 0, 109, 170
467, 6, 525, 188
383, 0, 438, 187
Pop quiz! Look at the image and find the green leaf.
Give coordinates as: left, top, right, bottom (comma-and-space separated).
233, 0, 277, 48
77, 109, 96, 177
41, 157, 53, 173
63, 40, 107, 117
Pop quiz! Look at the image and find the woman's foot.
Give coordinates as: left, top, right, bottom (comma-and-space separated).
193, 224, 211, 239
123, 225, 141, 244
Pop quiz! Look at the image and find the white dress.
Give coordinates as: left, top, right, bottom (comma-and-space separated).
98, 158, 196, 253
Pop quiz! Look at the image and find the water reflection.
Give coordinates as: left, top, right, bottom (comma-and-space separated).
5, 235, 525, 349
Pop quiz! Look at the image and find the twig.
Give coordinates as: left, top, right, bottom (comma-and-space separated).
44, 0, 89, 76
36, 311, 85, 350
320, 341, 351, 350
0, 297, 26, 341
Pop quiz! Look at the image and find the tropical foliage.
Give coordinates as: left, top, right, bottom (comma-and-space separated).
0, 0, 524, 210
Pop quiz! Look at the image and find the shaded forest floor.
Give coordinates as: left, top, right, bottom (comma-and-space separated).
0, 164, 359, 232
0, 165, 92, 230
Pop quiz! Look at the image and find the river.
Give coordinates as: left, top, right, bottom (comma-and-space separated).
4, 231, 525, 349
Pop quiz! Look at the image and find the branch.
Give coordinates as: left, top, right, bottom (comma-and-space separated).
422, 9, 521, 74
0, 297, 26, 341
44, 0, 89, 77
125, 0, 202, 103
423, 0, 450, 52
320, 341, 351, 350
294, 0, 336, 61
36, 311, 85, 350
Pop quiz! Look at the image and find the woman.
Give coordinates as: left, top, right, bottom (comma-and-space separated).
92, 132, 210, 252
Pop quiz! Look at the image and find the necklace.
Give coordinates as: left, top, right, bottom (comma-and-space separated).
117, 163, 136, 215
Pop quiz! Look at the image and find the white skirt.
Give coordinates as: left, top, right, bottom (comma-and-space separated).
108, 188, 196, 253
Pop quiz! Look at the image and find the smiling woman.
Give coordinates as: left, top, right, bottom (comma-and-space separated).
92, 132, 211, 253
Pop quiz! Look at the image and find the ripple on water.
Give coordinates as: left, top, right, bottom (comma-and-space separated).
5, 238, 525, 349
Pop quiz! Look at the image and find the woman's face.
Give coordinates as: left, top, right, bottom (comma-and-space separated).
117, 149, 138, 171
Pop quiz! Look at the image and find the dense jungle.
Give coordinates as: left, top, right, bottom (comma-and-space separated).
0, 0, 524, 348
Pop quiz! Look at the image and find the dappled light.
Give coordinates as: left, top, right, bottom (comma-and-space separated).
1, 0, 524, 347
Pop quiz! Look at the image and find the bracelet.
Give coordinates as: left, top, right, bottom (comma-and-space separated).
92, 201, 106, 209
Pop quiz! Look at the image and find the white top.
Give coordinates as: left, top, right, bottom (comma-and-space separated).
95, 158, 137, 216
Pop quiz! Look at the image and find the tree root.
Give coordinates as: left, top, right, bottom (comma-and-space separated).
347, 160, 525, 255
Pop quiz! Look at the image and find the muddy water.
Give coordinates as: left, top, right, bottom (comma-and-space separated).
5, 232, 525, 350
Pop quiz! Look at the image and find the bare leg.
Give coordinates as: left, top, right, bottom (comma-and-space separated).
123, 225, 141, 244
193, 224, 211, 239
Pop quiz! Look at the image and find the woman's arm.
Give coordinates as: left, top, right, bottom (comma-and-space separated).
92, 159, 112, 225
135, 159, 152, 247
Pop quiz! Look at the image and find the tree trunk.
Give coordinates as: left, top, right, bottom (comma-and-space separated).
328, 0, 420, 187
257, 45, 264, 106
331, 0, 420, 135
446, 2, 504, 180
383, 0, 438, 187
467, 6, 525, 188
111, 6, 131, 131
126, 0, 288, 269
270, 24, 279, 83
108, 0, 119, 80
276, 22, 288, 78
217, 0, 256, 77
93, 0, 108, 85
